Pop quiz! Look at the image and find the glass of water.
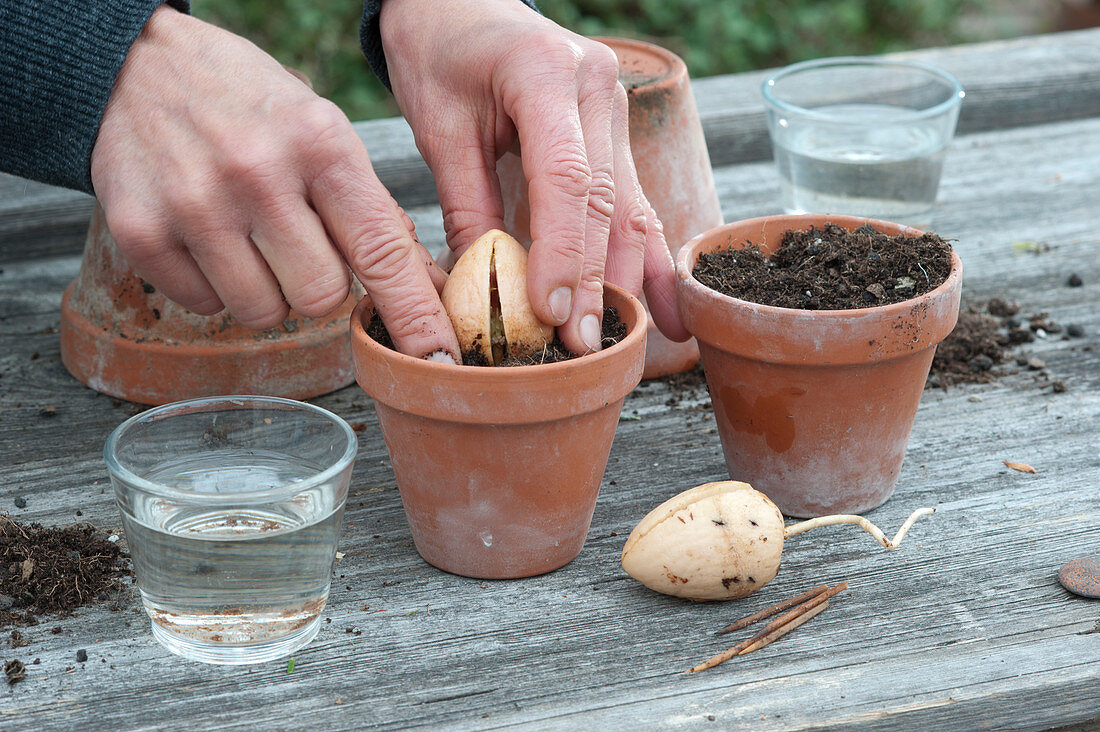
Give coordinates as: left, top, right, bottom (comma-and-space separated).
105, 396, 357, 665
762, 57, 964, 229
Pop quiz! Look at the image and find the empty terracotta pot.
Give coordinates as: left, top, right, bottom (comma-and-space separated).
350, 284, 646, 579
59, 203, 358, 405
498, 36, 723, 380
676, 215, 962, 517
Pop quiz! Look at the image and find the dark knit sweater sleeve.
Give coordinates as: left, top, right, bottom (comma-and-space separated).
0, 0, 190, 193
360, 0, 540, 91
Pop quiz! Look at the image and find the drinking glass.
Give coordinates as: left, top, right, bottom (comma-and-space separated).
762, 57, 965, 229
105, 396, 356, 664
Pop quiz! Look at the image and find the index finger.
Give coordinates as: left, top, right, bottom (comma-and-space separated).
307, 118, 460, 362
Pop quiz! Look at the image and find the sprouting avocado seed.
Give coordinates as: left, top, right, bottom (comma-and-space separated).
621, 481, 934, 601
440, 229, 553, 365
622, 482, 785, 601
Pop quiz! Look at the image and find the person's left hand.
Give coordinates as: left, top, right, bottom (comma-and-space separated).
379, 0, 689, 355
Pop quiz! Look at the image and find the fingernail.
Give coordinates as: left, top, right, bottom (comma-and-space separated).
580, 314, 602, 352
424, 350, 457, 365
549, 287, 573, 324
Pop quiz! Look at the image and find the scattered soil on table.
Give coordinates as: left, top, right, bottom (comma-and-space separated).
368, 306, 627, 366
692, 223, 953, 309
927, 296, 1085, 391
0, 515, 127, 628
647, 364, 712, 409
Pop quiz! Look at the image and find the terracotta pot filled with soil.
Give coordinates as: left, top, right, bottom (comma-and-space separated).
675, 214, 962, 517
350, 232, 646, 579
497, 36, 723, 380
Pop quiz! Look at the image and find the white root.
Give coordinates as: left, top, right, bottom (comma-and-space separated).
783, 507, 936, 549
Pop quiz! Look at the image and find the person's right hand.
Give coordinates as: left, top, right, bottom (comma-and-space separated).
90, 6, 461, 362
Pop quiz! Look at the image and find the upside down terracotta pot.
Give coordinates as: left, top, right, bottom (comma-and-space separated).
59, 203, 358, 405
676, 215, 963, 517
498, 36, 723, 380
350, 284, 646, 579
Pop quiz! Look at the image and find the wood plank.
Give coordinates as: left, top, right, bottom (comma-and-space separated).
4, 28, 1100, 264
1, 85, 1098, 731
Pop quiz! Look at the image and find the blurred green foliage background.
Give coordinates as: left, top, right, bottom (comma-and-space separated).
191, 0, 985, 121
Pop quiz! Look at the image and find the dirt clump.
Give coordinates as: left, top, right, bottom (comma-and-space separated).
927, 297, 1084, 390
1, 515, 127, 628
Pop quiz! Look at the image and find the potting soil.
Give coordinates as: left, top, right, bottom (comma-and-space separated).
692, 223, 953, 309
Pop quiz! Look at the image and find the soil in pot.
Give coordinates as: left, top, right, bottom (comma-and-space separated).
692, 223, 953, 309
366, 306, 628, 366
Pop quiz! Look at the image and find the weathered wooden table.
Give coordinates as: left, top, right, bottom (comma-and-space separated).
2, 28, 1098, 731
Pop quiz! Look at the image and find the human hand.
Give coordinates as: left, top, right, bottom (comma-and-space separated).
90, 6, 461, 362
380, 0, 690, 354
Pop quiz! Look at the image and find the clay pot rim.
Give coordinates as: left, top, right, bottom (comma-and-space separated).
350, 281, 646, 385
676, 214, 962, 320
675, 214, 963, 365
591, 36, 686, 93
61, 284, 347, 356
351, 282, 647, 424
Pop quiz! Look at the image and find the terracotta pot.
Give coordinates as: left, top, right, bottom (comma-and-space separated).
498, 36, 723, 380
676, 215, 963, 517
59, 203, 358, 405
350, 284, 646, 579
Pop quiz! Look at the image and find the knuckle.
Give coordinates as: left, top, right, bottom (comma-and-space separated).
347, 232, 413, 281
615, 202, 649, 245
296, 98, 352, 147
441, 207, 492, 248
541, 151, 591, 202
579, 270, 605, 296
288, 273, 350, 316
580, 43, 620, 85
162, 183, 219, 223
106, 211, 164, 258
528, 33, 584, 70
222, 142, 283, 188
587, 169, 615, 220
233, 301, 291, 330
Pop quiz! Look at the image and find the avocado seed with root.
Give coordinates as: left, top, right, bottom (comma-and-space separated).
621, 481, 934, 601
440, 229, 554, 365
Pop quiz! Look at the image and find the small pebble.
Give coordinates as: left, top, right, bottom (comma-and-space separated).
968, 395, 984, 403
108, 534, 119, 543
1066, 273, 1083, 287
970, 355, 994, 372
1051, 381, 1067, 393
1067, 324, 1085, 338
13, 496, 26, 509
1059, 557, 1100, 598
76, 649, 88, 663
1026, 357, 1046, 371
